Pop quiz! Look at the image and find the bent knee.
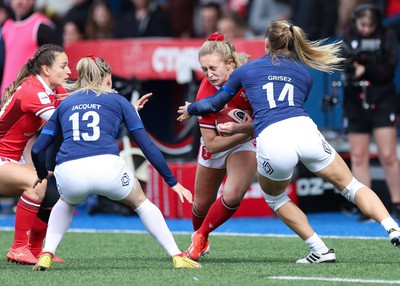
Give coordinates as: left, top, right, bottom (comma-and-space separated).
263, 191, 291, 212
222, 189, 247, 205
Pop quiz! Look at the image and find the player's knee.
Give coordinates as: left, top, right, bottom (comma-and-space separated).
263, 191, 291, 212
222, 192, 243, 207
341, 177, 364, 204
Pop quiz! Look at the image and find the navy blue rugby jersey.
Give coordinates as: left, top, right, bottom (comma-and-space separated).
43, 90, 144, 165
224, 54, 312, 136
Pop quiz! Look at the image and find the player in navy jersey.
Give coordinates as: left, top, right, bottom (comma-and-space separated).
179, 20, 400, 262
184, 32, 334, 264
30, 55, 201, 270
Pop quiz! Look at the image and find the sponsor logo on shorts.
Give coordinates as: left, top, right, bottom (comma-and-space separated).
322, 140, 332, 154
57, 183, 63, 194
121, 173, 130, 186
262, 161, 273, 175
201, 146, 212, 160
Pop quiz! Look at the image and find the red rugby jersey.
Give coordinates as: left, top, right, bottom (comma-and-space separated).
195, 77, 253, 131
0, 75, 61, 161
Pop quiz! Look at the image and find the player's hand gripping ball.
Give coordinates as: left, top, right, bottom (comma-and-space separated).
215, 107, 245, 136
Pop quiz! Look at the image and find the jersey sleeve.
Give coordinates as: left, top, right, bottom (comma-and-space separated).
129, 128, 177, 187
119, 96, 145, 132
40, 107, 61, 138
196, 78, 218, 130
20, 87, 55, 117
187, 68, 244, 116
223, 67, 244, 94
31, 109, 60, 180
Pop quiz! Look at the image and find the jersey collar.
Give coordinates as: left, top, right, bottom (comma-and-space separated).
35, 75, 53, 95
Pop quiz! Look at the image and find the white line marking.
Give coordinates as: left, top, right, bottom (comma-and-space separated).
0, 227, 389, 240
268, 276, 400, 284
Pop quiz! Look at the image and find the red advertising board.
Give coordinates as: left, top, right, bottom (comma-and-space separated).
65, 38, 266, 80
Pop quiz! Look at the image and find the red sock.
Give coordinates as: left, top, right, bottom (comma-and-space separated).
29, 216, 48, 257
11, 194, 42, 249
198, 196, 238, 236
192, 208, 205, 231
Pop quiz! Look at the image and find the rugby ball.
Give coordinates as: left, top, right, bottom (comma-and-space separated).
215, 107, 245, 135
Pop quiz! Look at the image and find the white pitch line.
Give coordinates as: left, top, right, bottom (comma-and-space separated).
268, 276, 400, 284
0, 227, 388, 240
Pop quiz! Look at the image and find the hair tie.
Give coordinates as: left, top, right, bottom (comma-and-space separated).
208, 33, 225, 41
289, 25, 294, 33
87, 54, 96, 62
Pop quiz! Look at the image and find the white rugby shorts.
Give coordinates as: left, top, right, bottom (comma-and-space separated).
256, 116, 335, 181
197, 137, 256, 169
54, 154, 135, 205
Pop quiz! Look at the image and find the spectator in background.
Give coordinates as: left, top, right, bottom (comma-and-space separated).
291, 0, 338, 40
164, 0, 195, 37
113, 0, 173, 152
341, 3, 400, 221
62, 0, 92, 34
0, 1, 9, 86
34, 0, 72, 36
86, 0, 115, 40
194, 2, 222, 38
35, 0, 73, 18
336, 0, 370, 35
114, 0, 171, 38
226, 0, 249, 19
0, 1, 9, 27
217, 10, 254, 39
62, 18, 85, 47
0, 0, 59, 97
247, 0, 291, 37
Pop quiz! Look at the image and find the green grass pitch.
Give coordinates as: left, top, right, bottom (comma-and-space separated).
0, 230, 399, 286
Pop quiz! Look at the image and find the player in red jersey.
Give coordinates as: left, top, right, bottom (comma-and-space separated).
0, 44, 70, 265
182, 33, 256, 261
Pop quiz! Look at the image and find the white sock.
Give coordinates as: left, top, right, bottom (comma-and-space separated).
43, 199, 74, 255
381, 217, 400, 232
304, 232, 329, 253
135, 199, 181, 256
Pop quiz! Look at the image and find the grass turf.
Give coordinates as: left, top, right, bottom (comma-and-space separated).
0, 230, 399, 286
